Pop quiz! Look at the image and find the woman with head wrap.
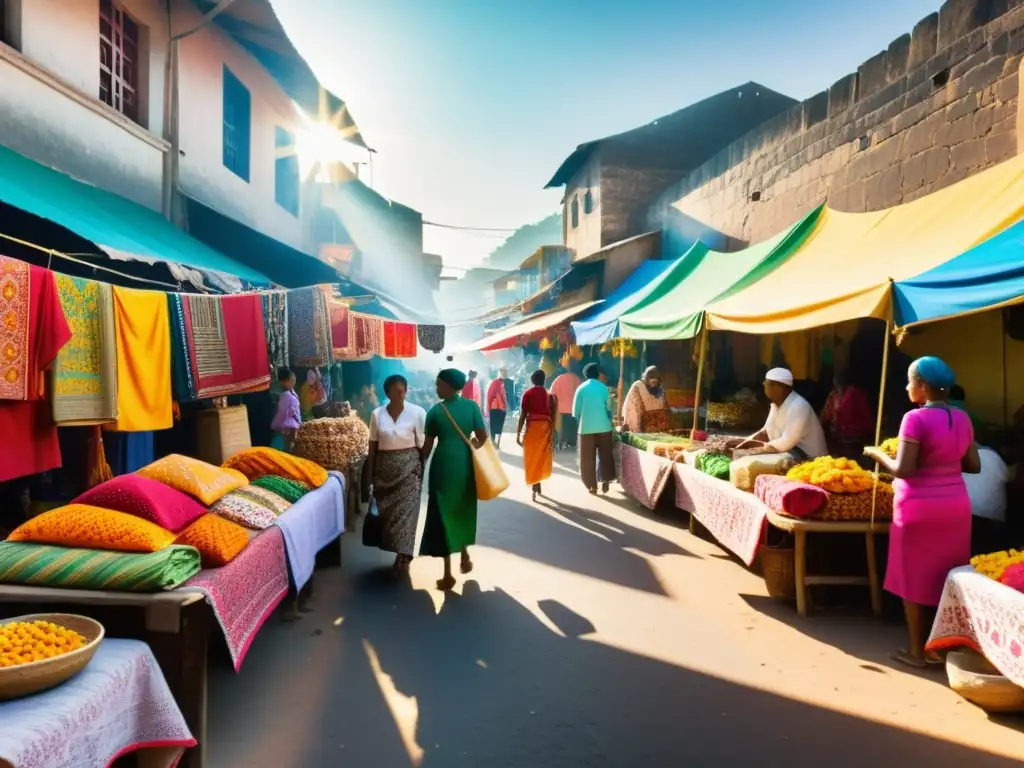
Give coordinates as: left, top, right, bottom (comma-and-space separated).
516, 370, 556, 501
865, 356, 981, 667
622, 366, 669, 433
420, 368, 489, 591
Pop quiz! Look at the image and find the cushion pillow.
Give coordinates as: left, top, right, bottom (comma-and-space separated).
233, 485, 292, 516
754, 474, 830, 519
7, 504, 176, 553
0, 541, 201, 592
137, 454, 248, 505
250, 475, 312, 504
174, 514, 249, 567
73, 474, 207, 533
210, 490, 280, 531
222, 447, 328, 488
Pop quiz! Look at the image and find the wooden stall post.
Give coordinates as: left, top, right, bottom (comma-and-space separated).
616, 338, 626, 419
869, 314, 893, 528
691, 321, 709, 434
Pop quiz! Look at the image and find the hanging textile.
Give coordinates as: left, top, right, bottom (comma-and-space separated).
110, 287, 173, 432
52, 275, 118, 425
417, 324, 445, 353
103, 431, 154, 475
330, 301, 363, 361
382, 321, 417, 358
0, 257, 72, 482
168, 294, 196, 402
352, 313, 384, 358
262, 291, 288, 374
288, 286, 332, 367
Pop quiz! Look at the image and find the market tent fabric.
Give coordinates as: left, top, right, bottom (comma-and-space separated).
705, 152, 1024, 335
0, 145, 273, 285
617, 207, 821, 340
893, 218, 1024, 329
466, 302, 602, 352
571, 259, 677, 345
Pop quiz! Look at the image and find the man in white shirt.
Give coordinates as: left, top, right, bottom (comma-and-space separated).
735, 368, 828, 461
966, 446, 1009, 555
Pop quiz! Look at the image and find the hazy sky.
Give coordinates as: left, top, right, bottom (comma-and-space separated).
277, 0, 940, 270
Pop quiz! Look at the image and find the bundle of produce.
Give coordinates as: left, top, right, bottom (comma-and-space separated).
706, 389, 765, 428
816, 482, 893, 521
668, 409, 693, 430
665, 389, 695, 409
696, 453, 730, 479
641, 408, 672, 434
292, 416, 369, 472
651, 442, 690, 460
730, 454, 794, 492
786, 456, 875, 493
691, 434, 733, 456
878, 437, 899, 458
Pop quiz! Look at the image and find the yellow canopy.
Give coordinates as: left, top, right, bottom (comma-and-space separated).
704, 152, 1024, 334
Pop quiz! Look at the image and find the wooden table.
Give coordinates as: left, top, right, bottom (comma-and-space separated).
0, 586, 209, 768
765, 510, 891, 618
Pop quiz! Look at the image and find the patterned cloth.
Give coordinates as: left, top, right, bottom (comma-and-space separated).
211, 488, 285, 530
7, 504, 177, 553
288, 286, 332, 367
275, 471, 345, 591
137, 454, 248, 505
0, 255, 31, 400
0, 638, 195, 768
52, 275, 118, 424
262, 291, 289, 373
250, 475, 312, 504
673, 461, 768, 566
417, 324, 445, 353
0, 541, 201, 591
352, 313, 384, 357
615, 442, 673, 510
180, 526, 289, 671
927, 565, 1024, 687
329, 300, 354, 359
373, 448, 422, 556
73, 474, 208, 533
222, 446, 328, 487
382, 321, 417, 358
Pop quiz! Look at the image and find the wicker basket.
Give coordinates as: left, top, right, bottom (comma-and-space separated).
0, 613, 105, 700
760, 546, 796, 601
946, 650, 1024, 713
196, 405, 252, 465
292, 417, 369, 473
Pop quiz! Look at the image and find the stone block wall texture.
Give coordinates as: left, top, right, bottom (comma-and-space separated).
648, 0, 1024, 247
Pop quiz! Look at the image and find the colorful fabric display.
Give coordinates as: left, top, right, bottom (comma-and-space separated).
262, 291, 289, 374
73, 474, 207, 533
754, 474, 830, 519
136, 454, 248, 505
417, 324, 445, 353
288, 286, 332, 367
222, 447, 329, 488
174, 514, 250, 567
7, 504, 177, 553
382, 321, 417, 358
110, 286, 173, 431
250, 475, 312, 504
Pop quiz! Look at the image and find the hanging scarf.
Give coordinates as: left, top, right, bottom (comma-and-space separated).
417, 324, 445, 354
288, 286, 332, 368
382, 321, 417, 358
0, 255, 31, 400
262, 291, 289, 374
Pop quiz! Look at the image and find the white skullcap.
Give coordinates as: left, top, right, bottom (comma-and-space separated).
765, 367, 794, 387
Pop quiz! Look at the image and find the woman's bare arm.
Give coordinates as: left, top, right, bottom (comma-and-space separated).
420, 435, 435, 463
866, 440, 920, 479
962, 443, 981, 474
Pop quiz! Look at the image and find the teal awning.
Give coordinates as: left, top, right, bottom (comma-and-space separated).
0, 145, 273, 285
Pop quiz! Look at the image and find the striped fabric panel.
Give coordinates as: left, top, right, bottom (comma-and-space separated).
0, 542, 202, 592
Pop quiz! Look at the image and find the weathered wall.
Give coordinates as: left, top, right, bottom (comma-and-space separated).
598, 231, 661, 296
650, 0, 1024, 246
564, 156, 602, 259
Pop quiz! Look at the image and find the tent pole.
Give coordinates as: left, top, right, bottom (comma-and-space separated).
1003, 310, 1009, 426
692, 321, 709, 434
617, 338, 626, 420
870, 316, 893, 528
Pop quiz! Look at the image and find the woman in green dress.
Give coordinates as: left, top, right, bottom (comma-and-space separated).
420, 368, 489, 591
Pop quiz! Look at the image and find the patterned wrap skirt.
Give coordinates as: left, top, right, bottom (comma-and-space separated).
373, 448, 423, 556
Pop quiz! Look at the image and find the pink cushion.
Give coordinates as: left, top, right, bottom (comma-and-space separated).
754, 474, 829, 519
73, 475, 209, 533
999, 563, 1024, 593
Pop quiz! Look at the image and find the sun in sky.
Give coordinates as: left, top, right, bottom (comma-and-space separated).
281, 86, 366, 183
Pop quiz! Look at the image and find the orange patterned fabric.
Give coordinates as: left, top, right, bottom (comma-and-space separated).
174, 513, 249, 567
0, 256, 30, 400
137, 454, 248, 505
7, 504, 176, 553
222, 447, 328, 488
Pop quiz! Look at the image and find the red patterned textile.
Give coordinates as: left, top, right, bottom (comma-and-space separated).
615, 443, 673, 510
382, 321, 417, 358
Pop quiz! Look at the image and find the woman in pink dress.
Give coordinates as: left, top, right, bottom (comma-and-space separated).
864, 356, 980, 667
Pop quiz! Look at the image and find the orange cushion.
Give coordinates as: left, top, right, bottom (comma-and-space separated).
7, 504, 176, 553
222, 447, 328, 488
174, 514, 249, 567
137, 454, 248, 505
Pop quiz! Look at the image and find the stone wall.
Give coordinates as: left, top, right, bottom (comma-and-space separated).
648, 0, 1024, 247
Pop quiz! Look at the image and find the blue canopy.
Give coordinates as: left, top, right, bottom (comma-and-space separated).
893, 219, 1024, 329
570, 259, 679, 345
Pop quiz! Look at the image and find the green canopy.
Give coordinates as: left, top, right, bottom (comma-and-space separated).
0, 144, 273, 285
618, 206, 822, 340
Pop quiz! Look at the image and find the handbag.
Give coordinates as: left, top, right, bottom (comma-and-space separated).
440, 403, 510, 501
362, 494, 382, 547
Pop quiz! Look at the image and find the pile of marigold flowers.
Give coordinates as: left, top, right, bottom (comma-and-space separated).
0, 620, 87, 667
786, 456, 876, 493
971, 549, 1024, 581
878, 438, 899, 458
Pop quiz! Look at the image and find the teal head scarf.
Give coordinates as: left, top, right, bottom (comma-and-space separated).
911, 356, 955, 392
438, 368, 467, 391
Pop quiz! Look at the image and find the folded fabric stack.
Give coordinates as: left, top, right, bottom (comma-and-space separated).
754, 475, 830, 519
0, 453, 322, 591
696, 453, 731, 479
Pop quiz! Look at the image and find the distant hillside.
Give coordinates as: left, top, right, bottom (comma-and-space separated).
483, 213, 562, 271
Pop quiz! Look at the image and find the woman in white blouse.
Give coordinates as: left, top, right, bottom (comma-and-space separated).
367, 375, 427, 573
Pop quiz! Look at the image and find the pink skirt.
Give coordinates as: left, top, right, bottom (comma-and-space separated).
884, 484, 971, 606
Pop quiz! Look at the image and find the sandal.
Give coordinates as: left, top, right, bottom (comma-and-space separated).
436, 575, 456, 591
460, 553, 474, 575
891, 649, 941, 668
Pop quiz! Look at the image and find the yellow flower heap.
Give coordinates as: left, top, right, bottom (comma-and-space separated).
879, 438, 899, 459
786, 456, 875, 494
971, 549, 1024, 581
0, 620, 87, 667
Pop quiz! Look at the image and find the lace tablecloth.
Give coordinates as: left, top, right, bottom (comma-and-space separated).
616, 443, 674, 510
0, 638, 194, 768
926, 565, 1024, 687
672, 462, 767, 566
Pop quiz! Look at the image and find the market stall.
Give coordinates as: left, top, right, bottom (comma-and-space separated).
615, 442, 676, 510
0, 638, 196, 768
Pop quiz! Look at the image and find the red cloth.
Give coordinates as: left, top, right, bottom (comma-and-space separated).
0, 259, 72, 482
382, 321, 417, 358
821, 385, 874, 443
521, 385, 553, 423
184, 294, 269, 398
329, 302, 351, 354
754, 474, 829, 519
486, 378, 507, 414
461, 379, 481, 407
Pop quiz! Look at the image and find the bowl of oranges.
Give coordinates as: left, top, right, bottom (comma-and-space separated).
0, 613, 104, 700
